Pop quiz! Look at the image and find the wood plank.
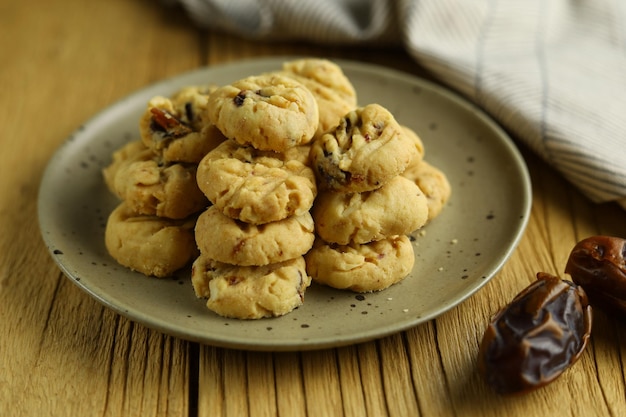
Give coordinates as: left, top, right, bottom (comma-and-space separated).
336, 345, 368, 417
0, 0, 201, 416
301, 349, 344, 417
274, 352, 307, 417
198, 347, 225, 417
246, 351, 277, 417
377, 334, 420, 416
222, 350, 249, 416
405, 321, 455, 417
355, 342, 389, 417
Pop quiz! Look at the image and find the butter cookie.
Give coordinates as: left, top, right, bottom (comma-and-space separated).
195, 206, 315, 266
196, 139, 316, 224
305, 235, 415, 292
191, 255, 311, 319
139, 94, 226, 164
310, 104, 418, 192
207, 73, 319, 151
103, 140, 207, 219
104, 202, 198, 277
280, 58, 357, 137
313, 175, 429, 245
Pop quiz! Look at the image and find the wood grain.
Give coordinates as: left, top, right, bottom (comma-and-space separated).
1, 0, 198, 416
2, 0, 626, 416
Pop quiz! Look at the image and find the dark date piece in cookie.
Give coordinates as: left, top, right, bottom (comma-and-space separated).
309, 104, 419, 192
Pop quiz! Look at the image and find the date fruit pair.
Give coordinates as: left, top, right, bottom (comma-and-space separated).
478, 235, 626, 395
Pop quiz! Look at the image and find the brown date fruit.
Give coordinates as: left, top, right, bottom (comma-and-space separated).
477, 272, 592, 395
565, 235, 626, 318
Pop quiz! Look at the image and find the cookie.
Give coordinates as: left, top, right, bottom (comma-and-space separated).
139, 95, 227, 164
191, 255, 311, 319
103, 140, 208, 219
402, 160, 451, 222
280, 58, 357, 137
104, 202, 198, 277
102, 140, 150, 195
312, 175, 429, 245
304, 235, 415, 292
195, 205, 315, 266
196, 139, 317, 224
309, 104, 419, 192
166, 123, 227, 164
207, 73, 319, 151
169, 84, 217, 131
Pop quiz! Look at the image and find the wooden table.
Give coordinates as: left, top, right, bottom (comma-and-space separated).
3, 1, 626, 416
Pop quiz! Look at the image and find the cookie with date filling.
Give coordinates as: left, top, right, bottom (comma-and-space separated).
169, 84, 217, 131
304, 235, 415, 293
280, 58, 357, 138
191, 254, 311, 319
195, 205, 315, 266
139, 93, 227, 164
196, 139, 317, 224
309, 104, 419, 192
105, 202, 199, 277
207, 73, 319, 152
103, 140, 208, 219
312, 175, 429, 245
103, 139, 150, 194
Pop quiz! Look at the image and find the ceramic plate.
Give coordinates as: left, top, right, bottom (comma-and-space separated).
38, 57, 531, 351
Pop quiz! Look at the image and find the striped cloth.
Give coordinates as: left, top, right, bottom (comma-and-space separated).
167, 0, 626, 208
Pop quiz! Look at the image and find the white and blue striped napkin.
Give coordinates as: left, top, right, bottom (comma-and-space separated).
166, 0, 626, 208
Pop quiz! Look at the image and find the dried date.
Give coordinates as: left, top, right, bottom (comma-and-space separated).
565, 235, 626, 318
477, 273, 592, 395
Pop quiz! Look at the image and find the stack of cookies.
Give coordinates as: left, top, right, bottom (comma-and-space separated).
191, 69, 327, 319
101, 57, 452, 319
305, 104, 432, 292
102, 85, 226, 278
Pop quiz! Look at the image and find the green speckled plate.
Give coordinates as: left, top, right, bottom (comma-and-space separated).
38, 57, 531, 351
